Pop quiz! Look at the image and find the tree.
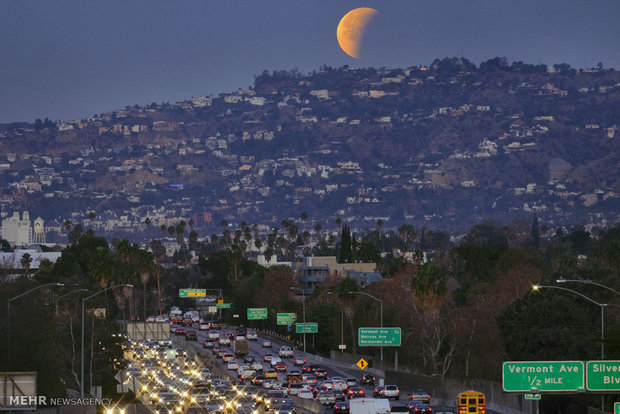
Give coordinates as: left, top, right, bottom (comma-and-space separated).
531, 216, 540, 249
339, 224, 352, 263
21, 253, 33, 275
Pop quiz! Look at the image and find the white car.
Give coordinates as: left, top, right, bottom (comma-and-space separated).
278, 346, 294, 358
332, 378, 347, 391
246, 331, 258, 340
250, 361, 264, 371
382, 385, 400, 399
208, 331, 220, 339
298, 389, 313, 399
199, 321, 210, 330
155, 316, 167, 323
227, 361, 239, 370
146, 316, 156, 322
270, 356, 283, 367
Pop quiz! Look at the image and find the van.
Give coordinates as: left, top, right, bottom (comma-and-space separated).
349, 398, 390, 414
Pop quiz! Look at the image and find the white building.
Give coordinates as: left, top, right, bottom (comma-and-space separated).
1, 211, 34, 246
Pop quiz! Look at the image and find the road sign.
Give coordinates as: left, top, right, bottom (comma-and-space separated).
357, 358, 368, 370
233, 314, 239, 318
179, 288, 206, 297
339, 344, 347, 350
208, 306, 217, 313
277, 313, 297, 325
615, 402, 619, 414
216, 303, 231, 309
502, 361, 585, 392
524, 393, 541, 400
247, 308, 268, 320
358, 327, 401, 346
586, 361, 620, 391
295, 322, 318, 333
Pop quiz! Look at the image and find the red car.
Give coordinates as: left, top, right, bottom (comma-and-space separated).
347, 387, 366, 399
274, 362, 287, 372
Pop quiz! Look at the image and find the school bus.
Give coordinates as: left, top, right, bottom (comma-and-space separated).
457, 390, 485, 413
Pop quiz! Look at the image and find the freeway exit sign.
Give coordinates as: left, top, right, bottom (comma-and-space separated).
586, 361, 620, 391
502, 361, 584, 392
216, 303, 231, 309
277, 313, 296, 325
247, 308, 268, 320
358, 327, 401, 346
179, 288, 206, 297
295, 322, 318, 333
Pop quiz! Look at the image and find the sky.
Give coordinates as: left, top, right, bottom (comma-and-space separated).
1, 0, 619, 123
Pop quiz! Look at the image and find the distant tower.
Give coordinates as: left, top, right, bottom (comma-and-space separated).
33, 217, 46, 244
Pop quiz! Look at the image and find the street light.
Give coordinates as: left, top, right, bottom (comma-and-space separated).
556, 278, 620, 296
54, 288, 89, 315
349, 290, 383, 361
7, 282, 64, 369
290, 287, 306, 353
82, 284, 133, 397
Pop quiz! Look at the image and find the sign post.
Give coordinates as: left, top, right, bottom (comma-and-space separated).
277, 313, 297, 325
247, 308, 268, 320
295, 322, 318, 333
586, 361, 620, 391
179, 289, 206, 298
358, 327, 401, 346
502, 361, 585, 392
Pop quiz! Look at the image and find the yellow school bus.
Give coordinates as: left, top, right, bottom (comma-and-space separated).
457, 390, 486, 413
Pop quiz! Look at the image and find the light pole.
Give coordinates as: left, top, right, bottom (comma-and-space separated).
7, 282, 64, 370
290, 287, 306, 353
349, 291, 383, 361
327, 291, 345, 352
82, 284, 132, 397
532, 284, 607, 413
556, 277, 620, 296
54, 288, 89, 316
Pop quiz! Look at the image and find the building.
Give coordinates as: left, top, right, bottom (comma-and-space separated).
293, 256, 378, 294
1, 212, 33, 246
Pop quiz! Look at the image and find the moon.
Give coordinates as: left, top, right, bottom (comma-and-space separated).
337, 7, 378, 59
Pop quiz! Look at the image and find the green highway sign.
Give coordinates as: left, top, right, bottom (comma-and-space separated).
277, 313, 297, 325
524, 393, 541, 400
358, 327, 401, 346
247, 308, 268, 320
615, 402, 619, 414
295, 322, 318, 333
216, 303, 231, 309
503, 361, 584, 392
179, 288, 206, 297
586, 361, 620, 391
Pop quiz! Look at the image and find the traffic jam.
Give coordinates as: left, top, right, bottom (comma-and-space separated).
116, 315, 440, 414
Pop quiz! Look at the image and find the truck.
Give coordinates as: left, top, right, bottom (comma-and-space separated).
170, 307, 182, 317
349, 398, 390, 414
184, 310, 199, 322
233, 338, 249, 358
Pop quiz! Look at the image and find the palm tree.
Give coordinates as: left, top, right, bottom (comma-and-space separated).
88, 211, 96, 222
20, 253, 32, 276
64, 219, 72, 233
150, 239, 166, 315
377, 219, 384, 252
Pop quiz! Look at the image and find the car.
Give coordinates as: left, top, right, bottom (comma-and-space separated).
293, 357, 306, 366
265, 369, 278, 379
360, 374, 375, 386
279, 346, 294, 358
332, 389, 347, 401
390, 404, 411, 413
346, 387, 365, 399
302, 364, 319, 374
263, 354, 273, 362
286, 383, 304, 396
321, 380, 334, 390
345, 378, 358, 388
199, 321, 210, 330
274, 362, 287, 372
382, 385, 400, 400
251, 375, 266, 386
174, 327, 185, 336
297, 389, 313, 399
155, 315, 167, 323
373, 386, 385, 398
332, 378, 347, 391
227, 361, 239, 370
223, 354, 235, 362
270, 356, 283, 366
183, 317, 193, 326
146, 315, 156, 322
219, 337, 231, 346
244, 355, 256, 363
264, 390, 287, 410
301, 373, 317, 384
409, 389, 431, 404
203, 339, 215, 348
314, 368, 328, 379
185, 330, 198, 340
273, 399, 297, 414
208, 331, 220, 339
250, 361, 264, 371
333, 400, 350, 414
407, 401, 434, 413
317, 391, 337, 405
246, 331, 258, 340
262, 340, 272, 348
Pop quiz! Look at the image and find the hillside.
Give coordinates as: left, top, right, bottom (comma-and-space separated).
0, 57, 619, 238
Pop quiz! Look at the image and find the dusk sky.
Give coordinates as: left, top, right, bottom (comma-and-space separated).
1, 0, 618, 123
